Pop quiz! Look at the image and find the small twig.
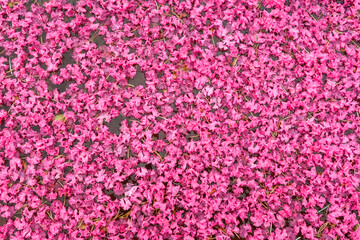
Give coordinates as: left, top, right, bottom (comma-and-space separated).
233, 232, 241, 239
153, 150, 163, 161
219, 227, 227, 235
254, 42, 259, 56
336, 81, 343, 86
9, 57, 12, 70
334, 29, 346, 34
246, 60, 254, 69
306, 10, 317, 21
128, 119, 141, 123
152, 37, 165, 43
232, 54, 240, 67
111, 211, 121, 221
170, 7, 185, 24
260, 201, 270, 210
7, 101, 16, 114
189, 134, 200, 138
131, 26, 139, 33
6, 69, 14, 74
341, 203, 348, 211
281, 84, 289, 93
241, 113, 250, 122
318, 222, 328, 234
351, 40, 360, 48
204, 115, 210, 123
270, 185, 278, 194
56, 180, 64, 188
76, 219, 84, 229
127, 142, 131, 159
167, 139, 175, 145
126, 216, 133, 233
46, 210, 55, 221
89, 29, 99, 42
145, 122, 152, 131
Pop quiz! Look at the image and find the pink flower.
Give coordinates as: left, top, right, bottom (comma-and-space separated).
0, 0, 359, 239
0, 109, 7, 120
194, 76, 208, 90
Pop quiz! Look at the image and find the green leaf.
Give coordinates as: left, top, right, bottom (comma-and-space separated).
8, 2, 13, 7
53, 114, 66, 122
354, 224, 360, 231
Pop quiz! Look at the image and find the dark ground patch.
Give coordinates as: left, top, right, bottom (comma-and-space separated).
128, 65, 147, 87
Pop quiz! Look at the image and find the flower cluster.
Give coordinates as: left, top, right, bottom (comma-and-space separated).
1, 0, 360, 239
